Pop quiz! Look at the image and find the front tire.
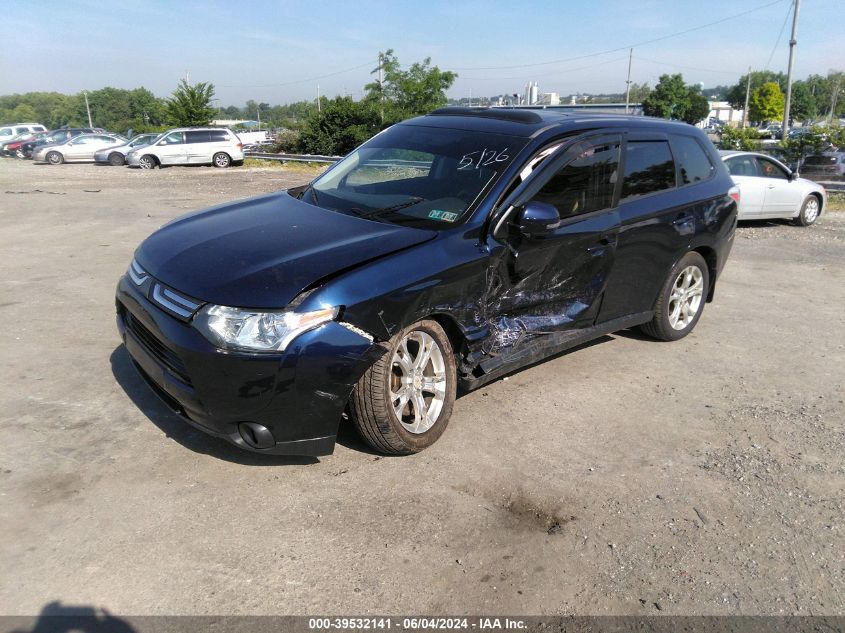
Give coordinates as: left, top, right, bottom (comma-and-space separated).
46, 151, 63, 165
350, 320, 457, 455
108, 152, 125, 166
641, 251, 710, 342
213, 152, 231, 168
138, 154, 157, 169
794, 195, 820, 227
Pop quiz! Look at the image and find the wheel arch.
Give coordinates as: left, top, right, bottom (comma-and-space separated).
425, 312, 467, 358
691, 245, 718, 302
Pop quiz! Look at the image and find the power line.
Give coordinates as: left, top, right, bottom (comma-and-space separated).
218, 61, 373, 89
633, 55, 744, 76
764, 0, 793, 70
461, 56, 630, 82
447, 0, 787, 71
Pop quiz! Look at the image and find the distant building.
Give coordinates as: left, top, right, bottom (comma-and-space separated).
704, 101, 744, 127
538, 92, 560, 106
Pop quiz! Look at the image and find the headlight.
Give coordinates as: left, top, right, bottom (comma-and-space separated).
193, 304, 339, 352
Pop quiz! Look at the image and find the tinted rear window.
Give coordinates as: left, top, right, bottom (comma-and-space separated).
672, 135, 714, 184
622, 141, 676, 199
210, 130, 231, 142
186, 131, 211, 143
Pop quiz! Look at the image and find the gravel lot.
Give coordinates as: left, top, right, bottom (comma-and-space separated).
0, 160, 843, 617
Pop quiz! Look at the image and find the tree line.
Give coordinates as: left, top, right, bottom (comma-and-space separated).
3, 60, 841, 156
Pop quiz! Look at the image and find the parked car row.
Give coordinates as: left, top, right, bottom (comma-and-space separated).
1, 125, 245, 168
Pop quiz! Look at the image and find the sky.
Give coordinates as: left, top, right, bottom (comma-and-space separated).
1, 0, 843, 107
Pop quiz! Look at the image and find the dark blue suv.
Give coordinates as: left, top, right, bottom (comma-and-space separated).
116, 108, 738, 456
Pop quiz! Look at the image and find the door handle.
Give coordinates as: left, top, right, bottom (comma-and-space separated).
767, 184, 776, 189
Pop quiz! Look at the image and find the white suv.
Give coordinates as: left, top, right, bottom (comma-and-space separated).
0, 122, 47, 142
125, 127, 244, 169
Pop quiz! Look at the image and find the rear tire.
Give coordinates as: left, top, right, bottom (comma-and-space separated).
108, 152, 125, 166
794, 195, 820, 226
349, 319, 457, 455
213, 152, 231, 168
641, 251, 709, 342
138, 154, 157, 169
46, 151, 63, 165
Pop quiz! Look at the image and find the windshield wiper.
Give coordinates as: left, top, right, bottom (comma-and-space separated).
357, 196, 423, 219
298, 183, 319, 205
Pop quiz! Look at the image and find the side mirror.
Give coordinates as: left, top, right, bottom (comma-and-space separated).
788, 171, 798, 181
516, 201, 560, 237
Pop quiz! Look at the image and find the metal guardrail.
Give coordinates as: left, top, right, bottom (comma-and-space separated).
245, 151, 341, 163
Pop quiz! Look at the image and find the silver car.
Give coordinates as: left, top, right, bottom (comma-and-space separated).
33, 133, 128, 165
125, 127, 244, 168
720, 151, 827, 226
93, 133, 159, 166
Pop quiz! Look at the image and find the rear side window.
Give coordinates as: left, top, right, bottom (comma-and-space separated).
209, 130, 231, 142
725, 155, 758, 177
672, 135, 714, 184
15, 127, 29, 134
532, 139, 621, 218
622, 141, 676, 200
186, 131, 211, 143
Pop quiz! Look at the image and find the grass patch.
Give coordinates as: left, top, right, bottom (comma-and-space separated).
826, 191, 845, 212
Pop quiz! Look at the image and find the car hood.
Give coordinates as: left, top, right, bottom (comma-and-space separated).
135, 191, 437, 308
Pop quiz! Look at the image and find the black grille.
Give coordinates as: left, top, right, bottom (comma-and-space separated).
124, 311, 193, 387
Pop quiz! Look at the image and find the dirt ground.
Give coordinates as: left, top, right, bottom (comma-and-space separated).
0, 160, 843, 617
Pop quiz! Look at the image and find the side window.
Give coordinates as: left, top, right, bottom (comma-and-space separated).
672, 135, 714, 184
162, 132, 184, 145
621, 141, 676, 200
16, 127, 29, 134
71, 136, 91, 145
186, 131, 211, 143
725, 156, 758, 177
531, 140, 621, 218
756, 157, 788, 180
209, 130, 231, 142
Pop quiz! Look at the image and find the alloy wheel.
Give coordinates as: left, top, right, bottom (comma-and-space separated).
668, 265, 704, 330
389, 331, 447, 434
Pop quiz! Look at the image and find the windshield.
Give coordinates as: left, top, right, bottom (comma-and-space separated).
304, 124, 528, 229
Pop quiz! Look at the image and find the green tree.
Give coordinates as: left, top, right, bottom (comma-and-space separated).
719, 126, 761, 151
628, 82, 652, 103
749, 81, 785, 123
11, 103, 37, 121
642, 74, 710, 124
296, 97, 381, 155
725, 71, 786, 109
166, 80, 216, 126
365, 49, 457, 124
788, 81, 816, 123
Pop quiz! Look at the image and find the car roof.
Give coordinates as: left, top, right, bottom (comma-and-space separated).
404, 107, 699, 138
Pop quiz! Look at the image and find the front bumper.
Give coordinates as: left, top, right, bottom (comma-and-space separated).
116, 276, 382, 456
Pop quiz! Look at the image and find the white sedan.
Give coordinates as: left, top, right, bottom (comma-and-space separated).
33, 133, 127, 165
720, 150, 826, 226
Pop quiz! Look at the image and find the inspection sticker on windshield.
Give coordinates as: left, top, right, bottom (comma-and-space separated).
428, 210, 458, 222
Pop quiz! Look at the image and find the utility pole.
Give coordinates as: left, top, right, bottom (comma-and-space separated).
257, 103, 260, 131
377, 52, 384, 124
624, 48, 633, 114
781, 0, 800, 139
83, 90, 93, 128
742, 68, 752, 128
316, 84, 321, 113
